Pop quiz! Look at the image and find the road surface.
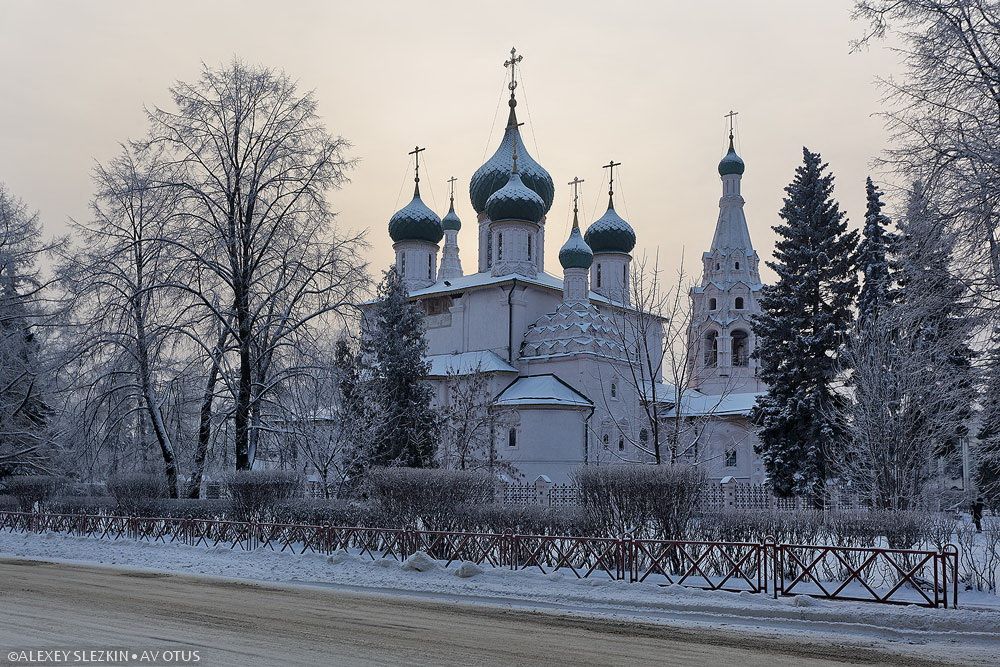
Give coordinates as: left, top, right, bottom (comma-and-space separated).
0, 559, 955, 666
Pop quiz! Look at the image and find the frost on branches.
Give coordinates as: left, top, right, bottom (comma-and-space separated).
753, 148, 858, 501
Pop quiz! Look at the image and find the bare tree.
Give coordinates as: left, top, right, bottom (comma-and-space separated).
145, 59, 367, 471
0, 184, 56, 477
57, 147, 189, 497
854, 0, 1000, 308
600, 254, 735, 465
439, 366, 514, 475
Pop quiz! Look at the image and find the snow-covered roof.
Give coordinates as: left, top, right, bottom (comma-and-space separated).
493, 374, 593, 409
408, 270, 615, 305
426, 350, 517, 377
661, 391, 763, 418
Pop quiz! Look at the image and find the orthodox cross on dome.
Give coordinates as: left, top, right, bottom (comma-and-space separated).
408, 145, 426, 195
725, 109, 739, 140
602, 159, 622, 208
504, 47, 523, 103
567, 176, 585, 218
447, 176, 457, 204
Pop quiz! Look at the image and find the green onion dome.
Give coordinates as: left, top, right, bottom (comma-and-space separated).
389, 191, 443, 243
584, 203, 636, 254
559, 217, 594, 270
470, 105, 554, 215
485, 170, 546, 224
441, 200, 462, 231
718, 136, 745, 176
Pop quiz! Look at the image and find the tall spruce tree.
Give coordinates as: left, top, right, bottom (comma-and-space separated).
360, 267, 439, 468
857, 177, 895, 325
753, 148, 859, 500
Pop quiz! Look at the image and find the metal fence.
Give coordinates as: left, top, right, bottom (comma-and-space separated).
0, 511, 959, 608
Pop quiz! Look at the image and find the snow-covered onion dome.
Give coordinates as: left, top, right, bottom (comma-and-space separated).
559, 215, 594, 269
584, 203, 635, 254
485, 170, 546, 224
441, 200, 462, 231
718, 135, 746, 176
388, 190, 443, 243
469, 101, 555, 215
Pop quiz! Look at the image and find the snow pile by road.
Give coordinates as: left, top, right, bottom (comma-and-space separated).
2, 529, 998, 663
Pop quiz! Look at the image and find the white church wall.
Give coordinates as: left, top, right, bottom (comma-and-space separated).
494, 406, 590, 484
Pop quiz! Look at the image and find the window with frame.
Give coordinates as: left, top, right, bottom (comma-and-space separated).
527, 233, 532, 260
735, 261, 741, 270
507, 427, 517, 448
725, 448, 737, 467
731, 329, 749, 367
427, 254, 432, 279
618, 435, 625, 452
735, 296, 744, 310
704, 331, 719, 367
610, 383, 617, 399
639, 428, 649, 444
709, 297, 717, 310
602, 433, 610, 448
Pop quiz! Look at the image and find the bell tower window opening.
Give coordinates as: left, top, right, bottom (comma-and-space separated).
427, 254, 432, 279
735, 261, 741, 270
731, 329, 749, 366
704, 331, 719, 367
527, 233, 532, 260
735, 297, 744, 310
596, 263, 602, 288
709, 297, 717, 310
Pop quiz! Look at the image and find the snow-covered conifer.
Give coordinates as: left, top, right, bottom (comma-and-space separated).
857, 177, 895, 325
753, 148, 858, 500
360, 267, 439, 468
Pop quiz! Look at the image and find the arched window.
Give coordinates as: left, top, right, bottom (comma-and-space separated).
527, 233, 532, 260
497, 232, 504, 261
401, 252, 406, 274
725, 448, 737, 467
602, 433, 610, 448
735, 261, 741, 270
731, 329, 749, 367
639, 428, 649, 444
715, 262, 720, 271
610, 383, 618, 399
427, 254, 432, 279
596, 263, 602, 288
704, 331, 719, 367
507, 427, 517, 448
487, 230, 493, 266
709, 297, 717, 310
618, 435, 625, 452
735, 297, 744, 310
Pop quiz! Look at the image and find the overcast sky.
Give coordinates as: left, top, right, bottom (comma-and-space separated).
0, 0, 900, 282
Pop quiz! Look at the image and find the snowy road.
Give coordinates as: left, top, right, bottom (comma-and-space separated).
0, 559, 968, 666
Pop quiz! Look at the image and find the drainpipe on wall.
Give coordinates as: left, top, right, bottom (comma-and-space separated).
506, 278, 518, 363
583, 405, 595, 465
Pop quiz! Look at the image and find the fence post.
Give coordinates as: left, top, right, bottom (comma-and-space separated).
533, 475, 553, 506
721, 476, 736, 509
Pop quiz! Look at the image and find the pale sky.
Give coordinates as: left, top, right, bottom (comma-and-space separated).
0, 0, 900, 283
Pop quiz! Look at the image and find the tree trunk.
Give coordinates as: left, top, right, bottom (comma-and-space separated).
187, 330, 227, 498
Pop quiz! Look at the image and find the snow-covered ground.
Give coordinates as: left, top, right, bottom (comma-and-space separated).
2, 529, 999, 664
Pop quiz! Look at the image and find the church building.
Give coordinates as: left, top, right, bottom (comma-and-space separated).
383, 51, 767, 484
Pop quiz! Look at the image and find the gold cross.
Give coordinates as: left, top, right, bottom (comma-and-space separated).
567, 176, 585, 214
408, 145, 426, 185
447, 176, 457, 201
504, 47, 523, 97
602, 160, 622, 201
725, 110, 739, 136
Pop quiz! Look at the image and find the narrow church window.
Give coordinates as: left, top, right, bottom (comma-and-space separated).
622, 265, 626, 287
715, 262, 720, 270
427, 254, 432, 279
602, 434, 609, 448
709, 297, 717, 310
508, 427, 517, 448
610, 383, 617, 399
735, 261, 741, 270
401, 252, 406, 274
527, 233, 532, 260
725, 448, 737, 467
731, 329, 749, 366
735, 297, 744, 310
618, 435, 625, 452
487, 230, 493, 266
498, 232, 504, 261
705, 331, 719, 367
596, 263, 602, 288
639, 428, 649, 444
